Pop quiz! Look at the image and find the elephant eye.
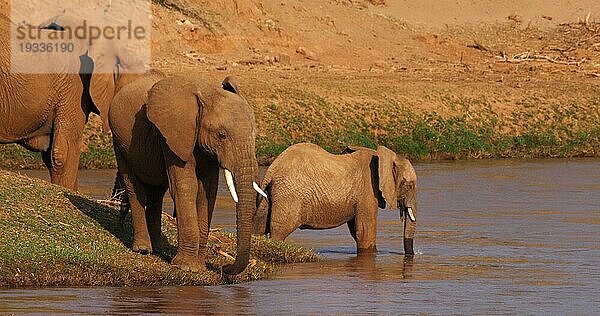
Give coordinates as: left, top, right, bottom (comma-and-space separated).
218, 130, 228, 140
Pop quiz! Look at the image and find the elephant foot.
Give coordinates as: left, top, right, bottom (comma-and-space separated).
172, 253, 205, 273
132, 239, 153, 255
403, 238, 414, 256
357, 245, 377, 254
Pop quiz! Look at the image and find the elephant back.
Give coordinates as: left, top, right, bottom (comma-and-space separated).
109, 75, 163, 137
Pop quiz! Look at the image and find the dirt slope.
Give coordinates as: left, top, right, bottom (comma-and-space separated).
1, 0, 599, 165
151, 0, 600, 71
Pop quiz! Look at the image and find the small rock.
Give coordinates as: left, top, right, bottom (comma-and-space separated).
296, 46, 307, 55
275, 53, 291, 65
372, 61, 389, 69
237, 59, 264, 66
177, 19, 195, 27
296, 47, 316, 59
508, 14, 522, 23
264, 55, 276, 63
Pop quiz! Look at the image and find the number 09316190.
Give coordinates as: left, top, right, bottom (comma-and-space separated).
18, 42, 75, 53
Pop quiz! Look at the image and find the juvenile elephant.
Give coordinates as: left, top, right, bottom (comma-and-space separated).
253, 143, 418, 255
109, 75, 266, 275
0, 14, 144, 189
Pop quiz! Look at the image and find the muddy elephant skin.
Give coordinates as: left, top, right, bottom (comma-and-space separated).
110, 75, 260, 275
254, 143, 418, 255
0, 14, 144, 189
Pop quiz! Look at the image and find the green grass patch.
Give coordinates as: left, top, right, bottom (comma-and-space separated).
0, 144, 44, 169
80, 145, 116, 169
1, 87, 599, 167
0, 170, 318, 287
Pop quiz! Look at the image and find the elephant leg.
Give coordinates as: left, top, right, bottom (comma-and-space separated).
146, 185, 167, 252
354, 206, 378, 253
122, 172, 152, 254
48, 117, 84, 190
49, 134, 81, 190
269, 199, 300, 241
114, 151, 152, 253
166, 154, 203, 272
196, 162, 219, 263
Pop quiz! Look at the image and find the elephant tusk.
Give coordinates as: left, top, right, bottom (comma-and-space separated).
253, 182, 268, 199
224, 169, 239, 203
406, 207, 416, 222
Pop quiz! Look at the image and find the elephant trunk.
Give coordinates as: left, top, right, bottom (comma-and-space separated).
403, 203, 417, 256
223, 152, 258, 275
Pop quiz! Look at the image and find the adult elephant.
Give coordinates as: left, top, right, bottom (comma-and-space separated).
0, 14, 144, 189
253, 143, 418, 255
109, 75, 266, 275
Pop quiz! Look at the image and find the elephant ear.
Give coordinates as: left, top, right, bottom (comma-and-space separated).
341, 145, 373, 155
222, 76, 240, 94
146, 78, 200, 162
377, 145, 398, 210
90, 39, 147, 132
38, 15, 92, 67
397, 157, 417, 184
39, 14, 117, 132
39, 14, 82, 33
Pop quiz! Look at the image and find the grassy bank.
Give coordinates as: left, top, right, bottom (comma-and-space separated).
1, 79, 599, 170
252, 81, 600, 161
0, 170, 317, 287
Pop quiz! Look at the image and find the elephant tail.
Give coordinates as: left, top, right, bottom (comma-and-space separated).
253, 175, 272, 236
111, 172, 130, 228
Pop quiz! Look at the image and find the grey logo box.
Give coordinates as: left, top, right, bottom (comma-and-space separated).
10, 0, 151, 74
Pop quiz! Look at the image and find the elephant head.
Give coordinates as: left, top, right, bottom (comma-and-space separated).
376, 146, 417, 256
343, 145, 418, 255
146, 76, 261, 275
39, 14, 146, 131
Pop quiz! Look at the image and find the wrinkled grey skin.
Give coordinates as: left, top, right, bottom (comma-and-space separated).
0, 14, 143, 189
254, 143, 417, 255
109, 75, 259, 275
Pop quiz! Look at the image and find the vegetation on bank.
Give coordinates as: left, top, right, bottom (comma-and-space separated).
0, 170, 317, 287
1, 83, 599, 169
251, 85, 600, 161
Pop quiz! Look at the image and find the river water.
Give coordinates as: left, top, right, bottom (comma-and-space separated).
1, 159, 599, 314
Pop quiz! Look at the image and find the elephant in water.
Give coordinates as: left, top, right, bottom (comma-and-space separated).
0, 14, 144, 189
253, 143, 418, 255
109, 75, 266, 275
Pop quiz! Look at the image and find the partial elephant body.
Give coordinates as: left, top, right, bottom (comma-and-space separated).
110, 74, 167, 187
0, 14, 144, 189
262, 144, 370, 230
254, 143, 418, 255
0, 75, 79, 145
1, 23, 88, 188
110, 75, 261, 275
109, 73, 168, 255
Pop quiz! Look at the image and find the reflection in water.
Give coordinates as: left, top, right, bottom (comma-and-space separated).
110, 286, 253, 315
4, 159, 600, 314
342, 254, 415, 281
